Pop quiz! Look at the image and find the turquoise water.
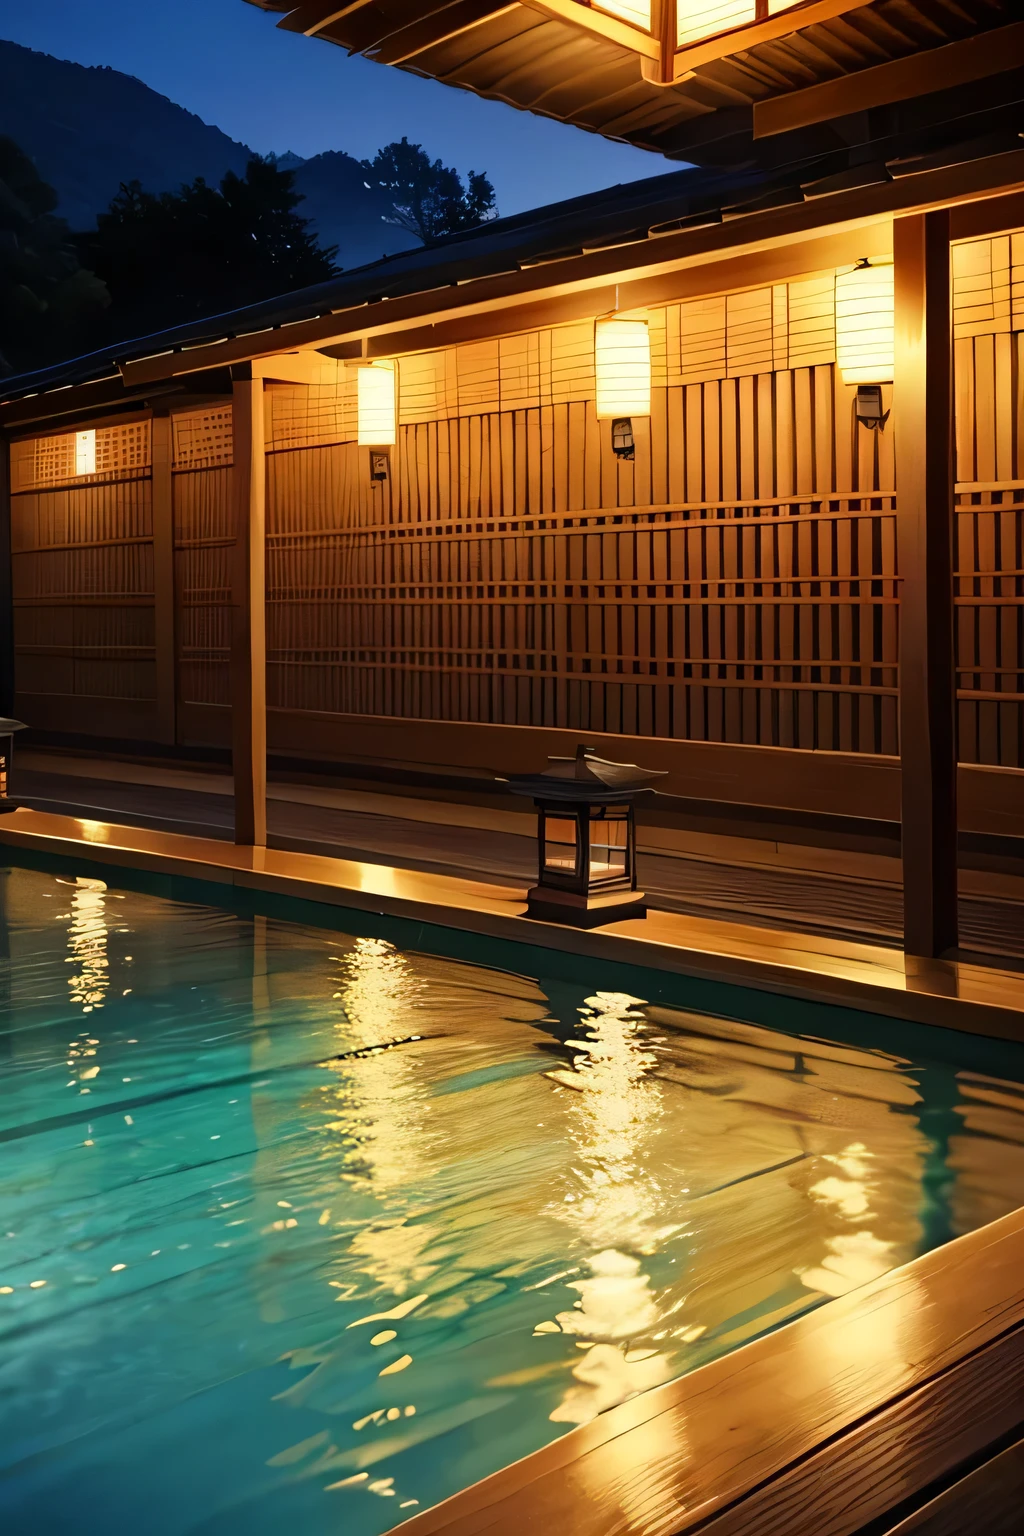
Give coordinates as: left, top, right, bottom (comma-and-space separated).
2, 857, 1024, 1535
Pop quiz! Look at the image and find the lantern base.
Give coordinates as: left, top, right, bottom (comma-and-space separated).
525, 884, 647, 928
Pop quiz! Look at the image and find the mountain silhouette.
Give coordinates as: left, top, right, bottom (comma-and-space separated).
0, 38, 417, 269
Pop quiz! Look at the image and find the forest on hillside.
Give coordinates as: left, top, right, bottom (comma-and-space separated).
0, 136, 496, 376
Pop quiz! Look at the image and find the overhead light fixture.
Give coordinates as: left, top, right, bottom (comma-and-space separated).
356, 360, 396, 446
595, 318, 650, 459
75, 430, 96, 475
835, 259, 894, 429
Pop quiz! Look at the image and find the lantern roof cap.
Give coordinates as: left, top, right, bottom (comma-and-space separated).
505, 744, 665, 802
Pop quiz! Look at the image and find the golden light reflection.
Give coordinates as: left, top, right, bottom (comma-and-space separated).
798, 1136, 921, 1298
322, 939, 443, 1294
545, 992, 676, 1424
64, 876, 109, 1015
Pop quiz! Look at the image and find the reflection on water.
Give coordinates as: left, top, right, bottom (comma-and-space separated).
65, 875, 110, 1014
546, 992, 675, 1423
1, 863, 1024, 1536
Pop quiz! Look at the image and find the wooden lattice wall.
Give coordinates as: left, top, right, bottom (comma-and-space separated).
9, 236, 1024, 769
171, 406, 234, 710
9, 421, 154, 714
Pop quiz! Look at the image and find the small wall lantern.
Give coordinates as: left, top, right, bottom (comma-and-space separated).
595, 318, 650, 459
507, 744, 665, 927
835, 258, 894, 430
0, 719, 26, 813
357, 360, 397, 446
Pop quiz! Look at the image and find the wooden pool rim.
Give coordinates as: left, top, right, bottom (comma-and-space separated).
2, 807, 1023, 1044
2, 808, 1023, 1533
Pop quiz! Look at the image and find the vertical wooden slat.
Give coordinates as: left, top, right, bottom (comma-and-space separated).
230, 374, 267, 848
151, 412, 176, 744
894, 209, 957, 958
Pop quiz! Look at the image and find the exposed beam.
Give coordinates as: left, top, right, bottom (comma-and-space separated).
230, 373, 267, 849
115, 148, 1024, 390
755, 21, 1024, 139
275, 1, 375, 38
894, 208, 957, 959
250, 351, 326, 383
368, 0, 520, 66
359, 223, 893, 356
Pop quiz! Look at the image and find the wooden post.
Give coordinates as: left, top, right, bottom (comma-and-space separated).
151, 412, 176, 745
230, 370, 267, 847
894, 209, 957, 957
0, 437, 13, 717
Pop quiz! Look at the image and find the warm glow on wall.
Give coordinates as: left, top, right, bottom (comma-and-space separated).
595, 319, 651, 420
75, 430, 96, 476
835, 261, 895, 384
357, 361, 396, 445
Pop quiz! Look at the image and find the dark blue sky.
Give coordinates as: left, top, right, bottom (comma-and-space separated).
0, 0, 669, 215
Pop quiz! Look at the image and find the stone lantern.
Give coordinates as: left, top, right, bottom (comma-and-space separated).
507, 744, 665, 927
0, 719, 26, 813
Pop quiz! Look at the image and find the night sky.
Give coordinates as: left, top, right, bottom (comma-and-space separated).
0, 0, 670, 216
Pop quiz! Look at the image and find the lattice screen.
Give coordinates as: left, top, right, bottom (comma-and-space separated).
266, 362, 901, 755
172, 407, 233, 469
11, 420, 151, 491
172, 406, 235, 707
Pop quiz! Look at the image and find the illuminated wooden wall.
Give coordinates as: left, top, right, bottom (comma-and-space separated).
8, 235, 1024, 771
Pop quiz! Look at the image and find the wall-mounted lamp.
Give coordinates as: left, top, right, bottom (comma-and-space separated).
75, 430, 96, 476
369, 452, 389, 482
595, 318, 650, 459
835, 259, 894, 430
356, 360, 396, 447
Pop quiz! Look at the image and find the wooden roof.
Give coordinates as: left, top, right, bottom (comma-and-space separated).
4, 138, 1024, 427
244, 0, 1022, 165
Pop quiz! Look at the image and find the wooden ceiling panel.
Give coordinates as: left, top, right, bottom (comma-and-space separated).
244, 0, 1020, 165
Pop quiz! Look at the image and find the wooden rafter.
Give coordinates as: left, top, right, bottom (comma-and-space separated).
754, 18, 1024, 137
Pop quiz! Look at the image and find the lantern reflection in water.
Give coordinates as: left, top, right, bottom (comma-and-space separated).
64, 876, 110, 1015
545, 991, 676, 1424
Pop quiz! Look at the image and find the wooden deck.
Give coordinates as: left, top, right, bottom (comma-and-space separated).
12, 751, 1024, 962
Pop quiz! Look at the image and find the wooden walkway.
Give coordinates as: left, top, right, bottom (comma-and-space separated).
11, 751, 1024, 963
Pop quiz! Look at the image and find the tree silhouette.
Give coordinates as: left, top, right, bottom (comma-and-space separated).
0, 136, 109, 375
360, 139, 496, 245
80, 156, 338, 343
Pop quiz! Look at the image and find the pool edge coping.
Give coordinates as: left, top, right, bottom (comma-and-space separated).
1, 808, 1023, 1043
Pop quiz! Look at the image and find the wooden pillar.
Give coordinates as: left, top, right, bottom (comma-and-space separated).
151, 412, 176, 745
894, 209, 957, 957
230, 371, 267, 848
0, 437, 13, 717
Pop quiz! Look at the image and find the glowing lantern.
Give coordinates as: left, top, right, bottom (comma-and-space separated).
357, 361, 396, 446
75, 430, 96, 476
595, 318, 650, 461
835, 261, 894, 385
595, 319, 651, 419
507, 744, 666, 927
